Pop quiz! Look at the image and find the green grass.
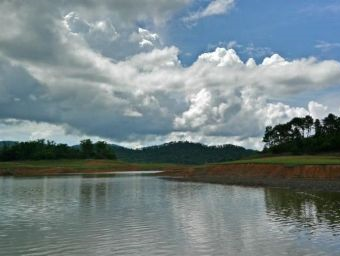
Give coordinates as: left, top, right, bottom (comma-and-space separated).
228, 155, 340, 165
2, 156, 340, 175
0, 159, 185, 171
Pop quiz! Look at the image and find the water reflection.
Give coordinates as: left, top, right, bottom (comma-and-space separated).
1, 176, 340, 256
265, 188, 340, 232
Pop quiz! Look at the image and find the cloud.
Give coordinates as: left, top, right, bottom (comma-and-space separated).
209, 41, 273, 59
129, 28, 161, 49
63, 13, 163, 60
308, 101, 329, 120
64, 0, 193, 26
174, 88, 213, 130
184, 0, 235, 22
243, 43, 273, 58
0, 1, 340, 150
197, 48, 243, 66
301, 4, 340, 15
226, 41, 240, 49
262, 54, 288, 66
315, 41, 340, 52
64, 12, 119, 42
0, 118, 107, 145
0, 0, 190, 63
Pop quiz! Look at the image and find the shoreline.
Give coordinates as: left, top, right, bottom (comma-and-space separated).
161, 176, 340, 192
2, 160, 340, 192
0, 160, 186, 176
158, 163, 340, 192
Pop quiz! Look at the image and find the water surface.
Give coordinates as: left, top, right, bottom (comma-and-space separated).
1, 174, 340, 256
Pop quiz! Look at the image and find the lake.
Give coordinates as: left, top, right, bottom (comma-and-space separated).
1, 174, 340, 256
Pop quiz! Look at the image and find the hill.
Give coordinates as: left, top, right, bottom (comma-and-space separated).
0, 140, 257, 164
0, 140, 115, 161
263, 113, 340, 154
111, 141, 257, 164
230, 155, 340, 165
0, 141, 17, 148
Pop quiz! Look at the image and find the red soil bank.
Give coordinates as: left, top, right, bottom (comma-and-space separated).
160, 164, 340, 191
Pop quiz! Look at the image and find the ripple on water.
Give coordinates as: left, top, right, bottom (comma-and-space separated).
1, 176, 340, 256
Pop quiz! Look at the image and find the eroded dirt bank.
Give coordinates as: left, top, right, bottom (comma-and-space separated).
0, 161, 186, 176
159, 164, 340, 191
0, 166, 141, 176
2, 161, 340, 191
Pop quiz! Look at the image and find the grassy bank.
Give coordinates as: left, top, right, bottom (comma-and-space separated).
2, 156, 340, 192
0, 159, 188, 176
2, 155, 340, 176
158, 155, 340, 192
228, 155, 340, 166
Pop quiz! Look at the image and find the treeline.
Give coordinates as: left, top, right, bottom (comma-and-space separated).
0, 139, 116, 161
0, 140, 256, 164
113, 141, 257, 164
263, 114, 340, 154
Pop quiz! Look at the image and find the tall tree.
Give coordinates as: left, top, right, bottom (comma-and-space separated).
263, 113, 340, 154
304, 115, 314, 137
80, 139, 94, 158
94, 141, 116, 159
323, 114, 339, 135
314, 119, 322, 137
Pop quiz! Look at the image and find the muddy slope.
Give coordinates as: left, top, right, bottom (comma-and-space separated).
160, 164, 340, 191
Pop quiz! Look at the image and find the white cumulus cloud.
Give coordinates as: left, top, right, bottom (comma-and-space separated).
130, 28, 161, 48
308, 101, 329, 119
0, 1, 340, 150
184, 0, 235, 22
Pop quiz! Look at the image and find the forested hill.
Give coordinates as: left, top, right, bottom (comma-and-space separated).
263, 113, 340, 154
0, 141, 16, 148
111, 141, 257, 164
0, 140, 257, 164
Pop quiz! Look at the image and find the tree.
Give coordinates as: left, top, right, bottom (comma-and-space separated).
304, 115, 314, 137
262, 113, 340, 154
323, 114, 339, 135
314, 119, 322, 137
0, 139, 117, 161
263, 126, 274, 148
80, 139, 94, 158
289, 117, 304, 138
94, 141, 116, 159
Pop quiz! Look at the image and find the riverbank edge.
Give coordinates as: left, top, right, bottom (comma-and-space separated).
2, 162, 340, 192
0, 160, 186, 176
158, 163, 340, 192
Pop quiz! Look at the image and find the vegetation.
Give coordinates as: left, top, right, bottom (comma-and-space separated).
0, 159, 182, 170
263, 114, 340, 154
0, 140, 255, 164
0, 139, 116, 161
4, 112, 340, 165
230, 155, 340, 165
112, 141, 257, 164
0, 159, 188, 176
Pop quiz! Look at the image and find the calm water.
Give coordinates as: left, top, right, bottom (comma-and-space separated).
1, 174, 340, 256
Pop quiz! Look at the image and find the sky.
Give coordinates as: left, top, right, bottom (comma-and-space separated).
0, 0, 340, 149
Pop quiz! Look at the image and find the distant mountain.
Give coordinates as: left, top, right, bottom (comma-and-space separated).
0, 141, 17, 148
0, 140, 257, 164
111, 141, 257, 165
